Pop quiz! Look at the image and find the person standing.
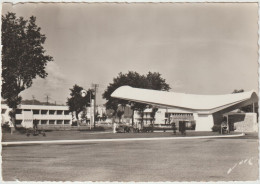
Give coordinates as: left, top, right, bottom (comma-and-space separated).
172, 122, 176, 134
9, 121, 14, 135
112, 116, 116, 133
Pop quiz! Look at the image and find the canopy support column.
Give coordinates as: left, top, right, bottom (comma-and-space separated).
227, 115, 229, 133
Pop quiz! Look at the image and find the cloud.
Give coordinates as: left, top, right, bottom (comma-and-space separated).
172, 80, 184, 90
43, 62, 67, 89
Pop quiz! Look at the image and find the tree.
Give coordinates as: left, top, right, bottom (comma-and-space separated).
116, 104, 125, 123
2, 12, 53, 127
102, 112, 107, 121
232, 89, 244, 94
150, 107, 158, 125
103, 71, 171, 127
95, 111, 100, 122
67, 85, 94, 125
80, 107, 87, 123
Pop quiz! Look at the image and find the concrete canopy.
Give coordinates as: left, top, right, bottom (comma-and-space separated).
111, 86, 258, 114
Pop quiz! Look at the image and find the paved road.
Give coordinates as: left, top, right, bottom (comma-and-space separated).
2, 133, 258, 181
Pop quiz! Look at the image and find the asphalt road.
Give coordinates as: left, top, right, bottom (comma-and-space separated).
2, 133, 258, 181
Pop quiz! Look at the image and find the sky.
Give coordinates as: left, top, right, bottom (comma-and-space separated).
2, 3, 259, 105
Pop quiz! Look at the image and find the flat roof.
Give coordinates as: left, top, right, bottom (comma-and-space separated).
1, 104, 69, 110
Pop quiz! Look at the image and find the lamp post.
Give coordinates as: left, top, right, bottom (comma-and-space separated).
81, 89, 92, 130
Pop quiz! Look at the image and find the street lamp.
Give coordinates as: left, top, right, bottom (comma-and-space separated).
81, 89, 92, 130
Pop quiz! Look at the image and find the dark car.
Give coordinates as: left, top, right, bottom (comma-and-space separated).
142, 125, 154, 132
116, 125, 133, 133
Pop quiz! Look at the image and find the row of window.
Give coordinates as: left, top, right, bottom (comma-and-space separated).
38, 120, 71, 125
15, 109, 70, 115
15, 120, 71, 125
165, 113, 193, 118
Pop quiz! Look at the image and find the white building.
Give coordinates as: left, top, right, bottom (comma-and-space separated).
111, 86, 258, 131
1, 104, 72, 127
133, 108, 195, 129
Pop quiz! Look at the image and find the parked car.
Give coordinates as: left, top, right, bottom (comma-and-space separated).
116, 124, 133, 133
142, 125, 154, 132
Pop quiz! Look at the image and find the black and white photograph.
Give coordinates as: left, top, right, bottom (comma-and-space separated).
1, 2, 259, 182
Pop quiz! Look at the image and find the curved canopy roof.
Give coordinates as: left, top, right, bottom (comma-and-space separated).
111, 86, 258, 113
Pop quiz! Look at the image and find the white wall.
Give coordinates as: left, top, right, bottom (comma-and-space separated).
155, 109, 166, 124
1, 105, 11, 125
234, 113, 258, 132
194, 113, 214, 131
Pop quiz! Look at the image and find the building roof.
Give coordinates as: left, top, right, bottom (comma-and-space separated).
111, 86, 258, 114
1, 104, 69, 110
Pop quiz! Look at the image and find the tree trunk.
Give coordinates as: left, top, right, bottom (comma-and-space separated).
152, 118, 154, 132
131, 109, 135, 127
75, 112, 79, 126
140, 110, 144, 130
11, 108, 17, 130
94, 113, 96, 129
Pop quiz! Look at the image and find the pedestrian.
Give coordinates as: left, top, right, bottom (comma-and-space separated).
9, 121, 14, 135
172, 122, 176, 134
138, 122, 141, 133
180, 121, 186, 135
33, 120, 38, 135
112, 116, 116, 133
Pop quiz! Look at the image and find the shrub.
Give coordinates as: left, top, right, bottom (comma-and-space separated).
93, 126, 105, 131
71, 121, 78, 126
212, 124, 221, 132
1, 122, 10, 132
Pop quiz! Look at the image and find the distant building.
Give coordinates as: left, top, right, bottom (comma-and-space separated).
84, 105, 106, 121
133, 108, 195, 129
1, 104, 72, 128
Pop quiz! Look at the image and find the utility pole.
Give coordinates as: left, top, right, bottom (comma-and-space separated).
92, 83, 99, 128
89, 90, 92, 130
32, 95, 35, 105
45, 95, 49, 105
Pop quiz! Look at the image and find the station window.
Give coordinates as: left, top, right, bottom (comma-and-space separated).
41, 120, 48, 125
49, 120, 55, 124
49, 110, 56, 115
41, 110, 48, 115
33, 110, 40, 114
57, 120, 63, 124
64, 120, 70, 124
24, 109, 31, 111
57, 110, 63, 115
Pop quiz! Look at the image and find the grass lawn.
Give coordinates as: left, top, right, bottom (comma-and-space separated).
2, 130, 244, 142
1, 132, 258, 181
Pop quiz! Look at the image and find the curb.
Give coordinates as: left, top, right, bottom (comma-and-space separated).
1, 133, 245, 146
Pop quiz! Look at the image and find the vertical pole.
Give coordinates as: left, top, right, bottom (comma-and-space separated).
91, 83, 99, 129
227, 115, 229, 133
89, 91, 92, 130
166, 107, 168, 125
46, 95, 49, 105
253, 103, 255, 113
32, 95, 35, 105
93, 84, 97, 128
221, 115, 223, 135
